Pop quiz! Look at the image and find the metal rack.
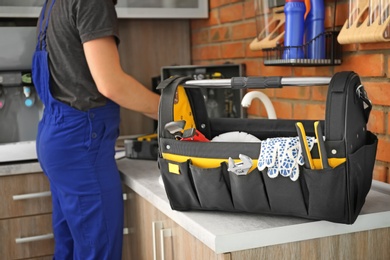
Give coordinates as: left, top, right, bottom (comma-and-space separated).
262, 31, 342, 66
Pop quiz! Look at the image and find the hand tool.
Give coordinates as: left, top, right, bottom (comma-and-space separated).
164, 120, 186, 139
137, 133, 157, 141
228, 154, 253, 175
181, 128, 209, 142
314, 121, 330, 169
295, 122, 315, 169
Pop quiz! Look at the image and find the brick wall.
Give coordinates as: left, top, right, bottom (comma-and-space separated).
190, 0, 390, 183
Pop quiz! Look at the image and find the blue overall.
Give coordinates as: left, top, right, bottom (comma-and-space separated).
32, 1, 124, 259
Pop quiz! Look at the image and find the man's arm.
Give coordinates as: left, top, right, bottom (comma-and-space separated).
83, 36, 159, 120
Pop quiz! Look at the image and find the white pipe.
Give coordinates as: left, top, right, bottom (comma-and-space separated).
241, 91, 277, 119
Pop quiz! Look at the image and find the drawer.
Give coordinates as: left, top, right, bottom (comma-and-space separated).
0, 172, 52, 219
0, 213, 54, 260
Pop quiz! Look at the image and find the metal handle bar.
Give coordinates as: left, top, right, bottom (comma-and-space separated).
183, 76, 332, 89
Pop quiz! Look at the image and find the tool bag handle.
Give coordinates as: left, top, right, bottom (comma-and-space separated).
157, 76, 210, 141
183, 76, 332, 89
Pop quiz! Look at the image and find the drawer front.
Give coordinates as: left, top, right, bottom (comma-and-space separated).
0, 214, 54, 260
0, 172, 52, 219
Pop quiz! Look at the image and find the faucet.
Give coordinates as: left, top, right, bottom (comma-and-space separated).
241, 91, 277, 119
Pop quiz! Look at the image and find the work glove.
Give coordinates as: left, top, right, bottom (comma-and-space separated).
258, 136, 315, 181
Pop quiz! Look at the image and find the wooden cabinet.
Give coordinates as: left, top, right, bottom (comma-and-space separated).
0, 171, 132, 260
0, 172, 54, 259
123, 186, 390, 260
123, 186, 231, 260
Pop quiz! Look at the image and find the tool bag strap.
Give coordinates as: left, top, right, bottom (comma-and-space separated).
157, 76, 211, 140
325, 71, 372, 155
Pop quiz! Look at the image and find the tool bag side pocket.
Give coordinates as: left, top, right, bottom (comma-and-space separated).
302, 164, 348, 222
348, 132, 378, 221
158, 157, 201, 210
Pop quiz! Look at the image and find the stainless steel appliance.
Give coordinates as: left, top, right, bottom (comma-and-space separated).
0, 26, 43, 163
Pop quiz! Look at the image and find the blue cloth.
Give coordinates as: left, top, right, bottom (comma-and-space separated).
32, 1, 123, 259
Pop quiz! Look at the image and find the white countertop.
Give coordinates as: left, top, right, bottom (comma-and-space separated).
117, 158, 390, 254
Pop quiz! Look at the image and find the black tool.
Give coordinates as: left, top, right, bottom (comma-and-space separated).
314, 121, 330, 169
295, 122, 314, 169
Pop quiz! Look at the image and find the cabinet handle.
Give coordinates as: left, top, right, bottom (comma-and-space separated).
12, 192, 126, 201
152, 221, 163, 260
16, 228, 130, 244
160, 229, 172, 260
12, 191, 51, 201
15, 233, 54, 244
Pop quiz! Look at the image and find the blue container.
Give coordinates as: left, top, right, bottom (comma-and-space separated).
305, 0, 325, 59
283, 0, 306, 59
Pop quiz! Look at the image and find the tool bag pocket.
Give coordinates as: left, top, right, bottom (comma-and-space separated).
159, 158, 201, 210
228, 168, 270, 212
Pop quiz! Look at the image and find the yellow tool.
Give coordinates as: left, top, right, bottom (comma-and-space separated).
137, 133, 157, 142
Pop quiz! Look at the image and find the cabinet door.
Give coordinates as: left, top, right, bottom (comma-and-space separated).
0, 214, 54, 260
0, 172, 52, 219
124, 188, 230, 260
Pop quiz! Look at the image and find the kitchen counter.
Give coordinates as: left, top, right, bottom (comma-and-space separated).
117, 158, 390, 254
0, 161, 42, 176
3, 159, 390, 254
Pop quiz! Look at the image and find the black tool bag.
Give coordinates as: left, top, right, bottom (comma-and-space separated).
156, 71, 377, 224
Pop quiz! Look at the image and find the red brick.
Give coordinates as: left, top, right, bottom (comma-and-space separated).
388, 58, 390, 78
293, 103, 326, 120
338, 43, 358, 52
274, 86, 311, 100
191, 30, 210, 45
231, 21, 257, 40
364, 82, 390, 106
210, 26, 231, 42
292, 67, 332, 77
373, 164, 388, 182
191, 45, 221, 61
376, 137, 390, 163
367, 109, 385, 134
358, 42, 390, 51
190, 9, 219, 30
334, 2, 349, 28
221, 42, 246, 58
244, 0, 256, 19
334, 54, 384, 77
210, 0, 233, 9
220, 3, 244, 23
387, 113, 390, 135
259, 65, 293, 77
272, 100, 293, 119
244, 59, 263, 76
311, 85, 329, 101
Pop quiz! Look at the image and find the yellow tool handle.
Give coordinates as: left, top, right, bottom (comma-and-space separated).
137, 133, 158, 141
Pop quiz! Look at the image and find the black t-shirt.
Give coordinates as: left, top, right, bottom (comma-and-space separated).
39, 0, 119, 111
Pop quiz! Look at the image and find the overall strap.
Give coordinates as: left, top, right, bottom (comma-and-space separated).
36, 0, 57, 51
